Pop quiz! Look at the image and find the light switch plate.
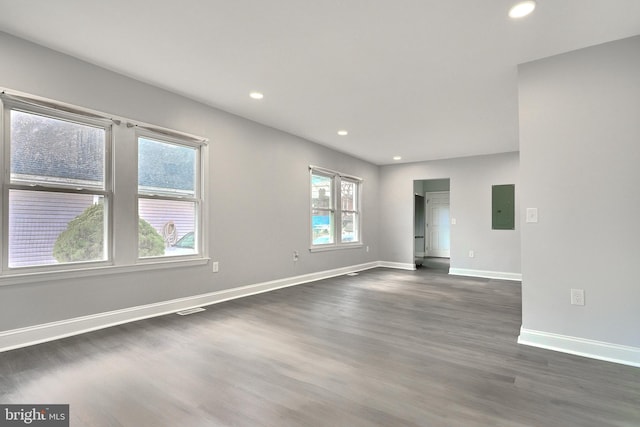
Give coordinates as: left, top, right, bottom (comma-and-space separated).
451, 218, 457, 225
526, 208, 538, 223
571, 288, 585, 306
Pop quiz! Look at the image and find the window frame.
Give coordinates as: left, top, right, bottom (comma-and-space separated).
1, 98, 114, 272
339, 176, 361, 244
309, 166, 363, 251
0, 90, 209, 284
136, 130, 204, 260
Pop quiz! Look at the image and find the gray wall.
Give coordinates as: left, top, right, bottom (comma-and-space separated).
422, 179, 450, 193
0, 32, 380, 331
380, 153, 520, 273
414, 179, 450, 195
519, 36, 640, 347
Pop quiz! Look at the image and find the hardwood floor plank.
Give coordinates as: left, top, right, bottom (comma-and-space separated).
1, 266, 639, 426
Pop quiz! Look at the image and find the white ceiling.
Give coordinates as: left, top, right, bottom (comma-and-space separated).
1, 1, 639, 165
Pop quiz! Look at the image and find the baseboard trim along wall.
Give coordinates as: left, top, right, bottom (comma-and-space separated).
449, 268, 522, 282
0, 261, 381, 353
378, 261, 417, 271
518, 327, 640, 368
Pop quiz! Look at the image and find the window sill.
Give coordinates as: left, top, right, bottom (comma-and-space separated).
309, 243, 363, 253
0, 257, 210, 287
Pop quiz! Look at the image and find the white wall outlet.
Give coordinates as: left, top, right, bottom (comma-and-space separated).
366, 246, 370, 252
570, 288, 585, 306
293, 251, 299, 262
526, 208, 538, 223
212, 261, 219, 273
468, 250, 475, 258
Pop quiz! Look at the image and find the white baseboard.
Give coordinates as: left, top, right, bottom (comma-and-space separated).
0, 261, 379, 353
518, 327, 640, 368
449, 268, 521, 282
378, 261, 417, 271
426, 251, 450, 258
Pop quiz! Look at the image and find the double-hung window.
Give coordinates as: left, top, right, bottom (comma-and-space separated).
0, 90, 208, 279
137, 133, 201, 258
2, 98, 111, 269
340, 177, 360, 243
310, 166, 362, 250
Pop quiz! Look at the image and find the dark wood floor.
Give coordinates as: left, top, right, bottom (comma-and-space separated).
1, 263, 639, 426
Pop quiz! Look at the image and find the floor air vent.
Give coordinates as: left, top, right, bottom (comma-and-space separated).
176, 307, 206, 316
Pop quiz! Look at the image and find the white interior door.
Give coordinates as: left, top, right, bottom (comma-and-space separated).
414, 195, 426, 259
426, 192, 450, 258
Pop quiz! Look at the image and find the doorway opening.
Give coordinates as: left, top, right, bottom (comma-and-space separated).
414, 179, 451, 269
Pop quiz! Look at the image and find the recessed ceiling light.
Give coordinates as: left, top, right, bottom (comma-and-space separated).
393, 156, 402, 161
509, 1, 536, 18
337, 130, 348, 136
249, 91, 264, 100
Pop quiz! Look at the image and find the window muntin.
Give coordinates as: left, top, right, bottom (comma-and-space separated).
310, 167, 362, 249
3, 104, 111, 270
137, 135, 201, 258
